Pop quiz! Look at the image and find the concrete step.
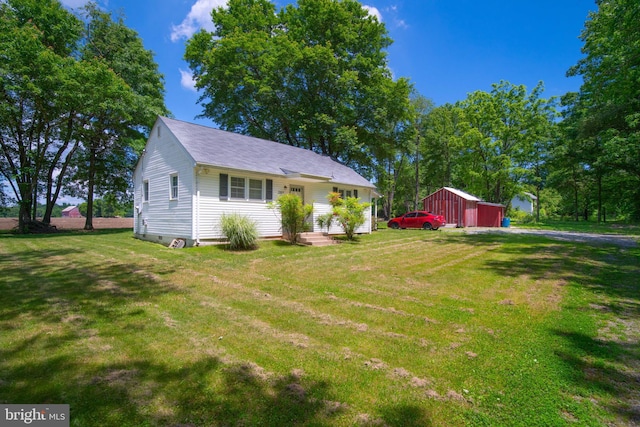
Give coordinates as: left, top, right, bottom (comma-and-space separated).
298, 232, 337, 246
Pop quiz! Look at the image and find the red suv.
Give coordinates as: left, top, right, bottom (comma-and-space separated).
387, 211, 446, 230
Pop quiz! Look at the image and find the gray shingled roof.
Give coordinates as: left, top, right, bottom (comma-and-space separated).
160, 116, 375, 188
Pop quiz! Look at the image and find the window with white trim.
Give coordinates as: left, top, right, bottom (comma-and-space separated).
143, 180, 149, 202
230, 176, 245, 198
249, 179, 262, 200
170, 174, 178, 199
220, 174, 272, 201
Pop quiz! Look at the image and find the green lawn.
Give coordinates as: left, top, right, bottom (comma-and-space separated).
1, 229, 638, 426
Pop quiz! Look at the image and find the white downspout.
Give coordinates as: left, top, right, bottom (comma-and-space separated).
195, 166, 201, 246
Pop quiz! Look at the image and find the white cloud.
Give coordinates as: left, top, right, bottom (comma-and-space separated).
362, 5, 382, 22
179, 69, 197, 92
171, 0, 227, 42
395, 19, 408, 29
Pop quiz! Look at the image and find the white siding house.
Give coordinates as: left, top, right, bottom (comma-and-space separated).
511, 192, 537, 214
133, 117, 378, 246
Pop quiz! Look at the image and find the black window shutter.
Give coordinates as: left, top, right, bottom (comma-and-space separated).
266, 179, 273, 201
219, 174, 228, 200
354, 189, 358, 198
333, 187, 338, 193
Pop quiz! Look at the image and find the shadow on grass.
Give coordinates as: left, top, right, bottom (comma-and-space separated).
0, 239, 431, 426
0, 245, 175, 325
552, 330, 640, 424
449, 232, 640, 424
1, 348, 345, 425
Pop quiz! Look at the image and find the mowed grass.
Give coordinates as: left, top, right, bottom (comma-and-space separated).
0, 228, 638, 426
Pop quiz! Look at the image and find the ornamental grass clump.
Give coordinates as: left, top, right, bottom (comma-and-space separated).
220, 213, 259, 250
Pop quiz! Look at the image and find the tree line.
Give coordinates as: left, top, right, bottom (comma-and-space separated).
0, 0, 167, 232
2, 0, 638, 234
185, 0, 639, 222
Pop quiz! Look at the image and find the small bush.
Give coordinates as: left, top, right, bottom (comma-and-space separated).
268, 194, 313, 244
325, 192, 371, 240
220, 213, 259, 250
509, 209, 535, 224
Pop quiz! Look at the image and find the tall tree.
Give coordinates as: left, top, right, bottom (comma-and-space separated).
367, 78, 414, 218
517, 83, 558, 221
409, 94, 434, 210
566, 0, 640, 220
0, 0, 84, 231
67, 3, 168, 230
454, 81, 556, 207
421, 104, 465, 195
0, 0, 167, 232
185, 0, 407, 169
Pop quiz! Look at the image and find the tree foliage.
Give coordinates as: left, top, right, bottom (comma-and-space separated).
416, 82, 557, 216
185, 0, 411, 170
0, 0, 84, 231
564, 0, 640, 220
0, 0, 167, 232
68, 4, 168, 230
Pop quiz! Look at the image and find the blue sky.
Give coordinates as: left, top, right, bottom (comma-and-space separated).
62, 0, 596, 128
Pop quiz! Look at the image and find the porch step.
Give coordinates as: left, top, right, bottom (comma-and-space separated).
298, 232, 337, 246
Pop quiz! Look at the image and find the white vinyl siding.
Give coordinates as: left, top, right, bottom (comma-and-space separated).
195, 173, 373, 240
134, 121, 194, 240
195, 170, 284, 239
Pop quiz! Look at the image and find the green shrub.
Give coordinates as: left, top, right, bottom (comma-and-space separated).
268, 194, 313, 244
315, 212, 335, 233
325, 192, 371, 240
219, 213, 259, 250
509, 208, 535, 224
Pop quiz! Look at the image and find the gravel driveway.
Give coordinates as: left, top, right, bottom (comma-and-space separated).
451, 226, 639, 248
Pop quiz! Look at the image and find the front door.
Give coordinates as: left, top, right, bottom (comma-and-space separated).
289, 185, 310, 230
289, 185, 304, 202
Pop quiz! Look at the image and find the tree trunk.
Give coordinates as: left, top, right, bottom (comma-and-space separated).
43, 115, 78, 224
84, 147, 96, 230
535, 185, 541, 222
17, 179, 34, 233
573, 176, 579, 222
414, 135, 420, 210
18, 200, 31, 233
596, 173, 602, 223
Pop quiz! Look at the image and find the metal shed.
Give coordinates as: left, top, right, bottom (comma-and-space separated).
422, 187, 504, 227
477, 202, 505, 227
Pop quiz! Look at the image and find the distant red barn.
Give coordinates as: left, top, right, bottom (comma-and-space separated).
61, 206, 82, 218
422, 187, 504, 227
